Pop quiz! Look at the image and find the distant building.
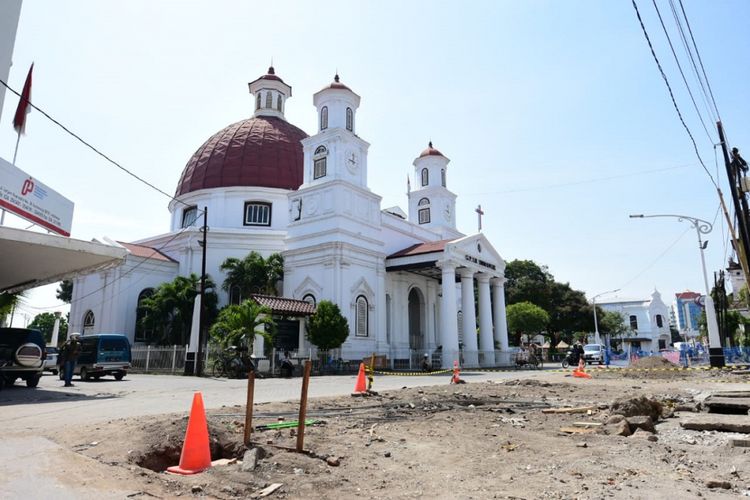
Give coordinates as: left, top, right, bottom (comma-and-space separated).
598, 290, 671, 352
727, 259, 746, 296
671, 291, 704, 341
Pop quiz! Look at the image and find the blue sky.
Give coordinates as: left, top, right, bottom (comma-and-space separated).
2, 0, 749, 321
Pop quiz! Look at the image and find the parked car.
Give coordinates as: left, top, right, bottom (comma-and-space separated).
59, 334, 131, 381
44, 346, 59, 374
583, 344, 606, 365
0, 327, 46, 388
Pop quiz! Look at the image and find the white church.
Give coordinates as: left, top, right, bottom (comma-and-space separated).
68, 67, 510, 368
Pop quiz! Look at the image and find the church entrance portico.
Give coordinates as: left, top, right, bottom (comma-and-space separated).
408, 287, 425, 352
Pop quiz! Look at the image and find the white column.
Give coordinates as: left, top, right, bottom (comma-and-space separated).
491, 277, 509, 352
50, 312, 62, 347
440, 262, 459, 368
459, 268, 478, 367
477, 274, 494, 366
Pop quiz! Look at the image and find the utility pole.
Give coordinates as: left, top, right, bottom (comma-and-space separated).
718, 121, 750, 277
196, 206, 208, 376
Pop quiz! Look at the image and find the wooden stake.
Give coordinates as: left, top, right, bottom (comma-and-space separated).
244, 370, 255, 446
296, 360, 312, 452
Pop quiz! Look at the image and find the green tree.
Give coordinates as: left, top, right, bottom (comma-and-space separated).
504, 260, 553, 310
56, 280, 73, 303
506, 301, 550, 345
306, 300, 349, 352
220, 251, 284, 298
0, 292, 22, 326
209, 300, 274, 350
28, 312, 68, 344
139, 273, 218, 345
597, 310, 629, 348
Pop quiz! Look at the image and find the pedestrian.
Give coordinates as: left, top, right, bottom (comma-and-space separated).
421, 353, 432, 372
280, 350, 294, 378
59, 332, 82, 387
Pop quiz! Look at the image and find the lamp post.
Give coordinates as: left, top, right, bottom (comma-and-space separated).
629, 213, 725, 367
592, 288, 620, 346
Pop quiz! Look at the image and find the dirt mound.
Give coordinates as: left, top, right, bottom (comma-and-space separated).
631, 356, 679, 369
610, 395, 663, 421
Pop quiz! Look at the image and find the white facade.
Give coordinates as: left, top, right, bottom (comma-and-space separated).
69, 69, 509, 368
598, 290, 672, 352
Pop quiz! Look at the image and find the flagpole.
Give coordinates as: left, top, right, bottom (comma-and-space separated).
12, 129, 21, 165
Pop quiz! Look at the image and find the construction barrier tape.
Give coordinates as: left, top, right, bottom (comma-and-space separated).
372, 364, 750, 377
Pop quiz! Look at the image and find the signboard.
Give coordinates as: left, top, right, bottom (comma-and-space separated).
0, 157, 74, 236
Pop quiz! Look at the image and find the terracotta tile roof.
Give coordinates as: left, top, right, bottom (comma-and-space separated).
118, 242, 176, 263
675, 291, 702, 300
251, 294, 316, 316
387, 239, 452, 258
418, 141, 445, 158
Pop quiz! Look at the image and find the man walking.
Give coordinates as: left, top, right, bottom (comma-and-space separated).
59, 333, 81, 387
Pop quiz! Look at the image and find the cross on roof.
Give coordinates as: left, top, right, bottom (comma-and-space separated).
475, 204, 484, 232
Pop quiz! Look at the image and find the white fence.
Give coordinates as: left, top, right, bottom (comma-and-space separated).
130, 345, 190, 373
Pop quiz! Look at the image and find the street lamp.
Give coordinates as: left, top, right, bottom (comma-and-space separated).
629, 213, 725, 367
592, 288, 621, 346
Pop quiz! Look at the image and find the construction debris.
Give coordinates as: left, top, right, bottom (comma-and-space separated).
541, 405, 597, 414
680, 415, 750, 433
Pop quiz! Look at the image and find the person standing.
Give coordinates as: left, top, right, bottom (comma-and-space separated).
59, 333, 81, 387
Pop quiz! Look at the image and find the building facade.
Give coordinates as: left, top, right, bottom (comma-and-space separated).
671, 291, 704, 341
69, 67, 510, 368
598, 290, 672, 352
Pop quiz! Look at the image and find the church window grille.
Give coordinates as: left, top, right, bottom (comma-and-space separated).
629, 315, 638, 330
355, 295, 368, 337
244, 202, 272, 226
83, 310, 95, 335
313, 145, 328, 179
256, 93, 261, 110
418, 197, 430, 206
265, 91, 273, 108
656, 314, 663, 328
457, 310, 464, 343
135, 288, 154, 342
277, 94, 282, 112
314, 145, 327, 155
181, 206, 198, 228
346, 107, 353, 131
441, 169, 446, 187
302, 294, 316, 307
418, 207, 430, 224
320, 106, 328, 130
421, 168, 429, 186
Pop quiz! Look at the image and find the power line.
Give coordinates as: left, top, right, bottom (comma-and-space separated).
0, 77, 191, 209
650, 0, 714, 143
631, 0, 717, 188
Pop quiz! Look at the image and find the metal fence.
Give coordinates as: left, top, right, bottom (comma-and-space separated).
130, 345, 189, 374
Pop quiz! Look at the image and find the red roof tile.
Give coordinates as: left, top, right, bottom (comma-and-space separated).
118, 242, 176, 263
319, 74, 352, 92
251, 294, 316, 316
387, 239, 453, 258
418, 141, 445, 158
675, 291, 702, 300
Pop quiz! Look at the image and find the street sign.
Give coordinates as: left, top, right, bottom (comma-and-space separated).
0, 157, 74, 236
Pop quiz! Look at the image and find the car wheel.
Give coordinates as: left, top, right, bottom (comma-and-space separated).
26, 375, 41, 388
4, 376, 17, 387
114, 372, 125, 381
51, 369, 58, 375
80, 367, 89, 381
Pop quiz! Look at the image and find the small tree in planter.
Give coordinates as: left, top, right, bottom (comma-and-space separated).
307, 300, 349, 369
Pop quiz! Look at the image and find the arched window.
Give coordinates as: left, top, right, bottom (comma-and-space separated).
229, 285, 242, 305
418, 197, 430, 224
181, 206, 197, 228
265, 91, 273, 108
320, 106, 328, 130
135, 288, 154, 342
83, 310, 95, 335
629, 315, 638, 330
655, 314, 663, 328
302, 294, 316, 307
256, 93, 261, 110
457, 310, 464, 343
441, 168, 446, 187
355, 295, 368, 337
346, 107, 353, 131
421, 168, 429, 186
313, 145, 328, 179
277, 94, 283, 112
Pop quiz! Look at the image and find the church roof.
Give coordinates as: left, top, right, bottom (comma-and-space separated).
118, 242, 176, 263
175, 116, 308, 196
248, 66, 286, 85
387, 239, 452, 258
418, 141, 445, 158
319, 73, 352, 92
250, 294, 316, 316
675, 291, 702, 300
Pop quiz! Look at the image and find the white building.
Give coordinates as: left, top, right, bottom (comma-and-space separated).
598, 290, 671, 352
69, 68, 510, 368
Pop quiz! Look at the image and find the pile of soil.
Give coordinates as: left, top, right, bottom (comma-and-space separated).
50, 374, 750, 499
631, 356, 680, 369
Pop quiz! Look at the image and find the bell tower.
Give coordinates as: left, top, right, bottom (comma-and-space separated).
408, 142, 457, 232
248, 66, 292, 120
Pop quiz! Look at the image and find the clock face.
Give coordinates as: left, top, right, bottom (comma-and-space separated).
345, 149, 359, 173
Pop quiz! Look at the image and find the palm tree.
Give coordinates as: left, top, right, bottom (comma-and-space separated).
209, 300, 274, 350
139, 273, 218, 345
220, 251, 284, 300
0, 292, 23, 327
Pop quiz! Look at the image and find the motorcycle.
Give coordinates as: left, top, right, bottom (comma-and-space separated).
561, 349, 586, 369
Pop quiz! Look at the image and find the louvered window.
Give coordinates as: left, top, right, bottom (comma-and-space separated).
356, 296, 368, 337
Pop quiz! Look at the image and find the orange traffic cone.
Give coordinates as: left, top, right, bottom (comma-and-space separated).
167, 392, 212, 475
572, 369, 592, 379
450, 360, 464, 384
351, 363, 367, 395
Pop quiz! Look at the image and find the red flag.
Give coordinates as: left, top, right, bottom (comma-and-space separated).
13, 63, 33, 134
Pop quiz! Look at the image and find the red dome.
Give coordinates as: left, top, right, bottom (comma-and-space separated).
175, 116, 308, 196
419, 141, 445, 158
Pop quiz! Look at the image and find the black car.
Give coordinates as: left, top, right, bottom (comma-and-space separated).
0, 327, 46, 388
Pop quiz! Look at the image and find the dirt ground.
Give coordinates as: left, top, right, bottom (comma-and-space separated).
50, 367, 750, 499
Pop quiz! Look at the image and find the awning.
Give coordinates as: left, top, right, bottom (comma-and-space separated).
0, 227, 127, 293
556, 341, 569, 349
250, 294, 316, 316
